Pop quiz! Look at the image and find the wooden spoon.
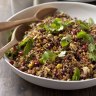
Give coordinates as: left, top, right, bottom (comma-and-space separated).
0, 7, 57, 31
0, 24, 30, 59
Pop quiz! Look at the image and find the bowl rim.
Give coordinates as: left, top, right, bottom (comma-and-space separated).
4, 1, 96, 83
7, 1, 96, 21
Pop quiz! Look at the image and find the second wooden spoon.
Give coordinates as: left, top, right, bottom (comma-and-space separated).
0, 7, 57, 31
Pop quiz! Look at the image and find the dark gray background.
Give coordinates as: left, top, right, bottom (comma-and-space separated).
0, 1, 96, 96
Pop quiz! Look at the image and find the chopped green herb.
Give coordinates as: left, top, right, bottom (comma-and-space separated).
77, 30, 96, 61
60, 35, 71, 47
43, 24, 50, 32
40, 51, 49, 64
43, 18, 64, 34
77, 20, 90, 30
77, 30, 88, 39
88, 43, 96, 61
7, 51, 18, 59
50, 18, 64, 32
53, 18, 62, 23
85, 33, 96, 61
40, 51, 57, 64
77, 30, 94, 43
19, 37, 29, 48
89, 52, 96, 61
88, 18, 94, 25
24, 38, 34, 55
87, 34, 94, 43
88, 43, 96, 52
72, 67, 80, 80
60, 40, 69, 47
43, 18, 73, 34
63, 20, 73, 27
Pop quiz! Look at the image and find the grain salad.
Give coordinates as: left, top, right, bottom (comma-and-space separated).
6, 12, 96, 81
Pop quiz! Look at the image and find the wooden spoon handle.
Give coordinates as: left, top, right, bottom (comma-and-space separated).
0, 40, 18, 59
0, 16, 37, 31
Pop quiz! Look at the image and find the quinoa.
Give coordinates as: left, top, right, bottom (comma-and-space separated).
6, 12, 96, 81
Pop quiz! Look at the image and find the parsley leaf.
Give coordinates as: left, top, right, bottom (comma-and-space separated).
88, 43, 96, 61
60, 40, 69, 47
86, 34, 96, 61
77, 20, 90, 30
40, 51, 57, 64
87, 34, 94, 43
24, 38, 34, 55
88, 43, 96, 52
60, 35, 71, 47
39, 51, 49, 64
88, 18, 94, 25
77, 30, 96, 61
89, 53, 96, 61
63, 20, 73, 27
77, 30, 94, 43
43, 18, 73, 34
19, 37, 29, 48
72, 67, 80, 80
44, 18, 64, 34
77, 30, 88, 39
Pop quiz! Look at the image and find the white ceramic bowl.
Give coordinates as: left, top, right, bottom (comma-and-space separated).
67, 0, 95, 2
1, 2, 96, 90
